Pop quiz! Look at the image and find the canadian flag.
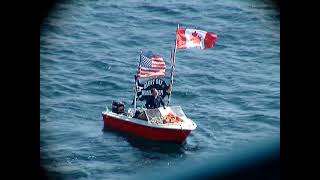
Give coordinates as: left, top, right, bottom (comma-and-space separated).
176, 28, 217, 49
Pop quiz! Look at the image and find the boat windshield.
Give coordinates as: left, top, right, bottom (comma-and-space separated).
144, 108, 161, 122
144, 106, 187, 122
169, 106, 187, 118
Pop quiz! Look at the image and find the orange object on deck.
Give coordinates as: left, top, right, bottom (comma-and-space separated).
163, 112, 183, 124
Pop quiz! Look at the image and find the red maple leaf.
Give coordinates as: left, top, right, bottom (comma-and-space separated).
191, 31, 201, 45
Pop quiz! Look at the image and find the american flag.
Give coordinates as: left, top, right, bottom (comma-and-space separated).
137, 51, 166, 79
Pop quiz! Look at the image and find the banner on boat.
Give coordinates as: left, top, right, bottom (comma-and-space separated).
136, 78, 169, 100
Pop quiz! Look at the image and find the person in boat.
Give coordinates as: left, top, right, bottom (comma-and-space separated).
133, 88, 165, 120
145, 88, 166, 109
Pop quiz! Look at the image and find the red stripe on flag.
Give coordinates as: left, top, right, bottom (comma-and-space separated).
152, 63, 166, 66
138, 68, 165, 73
137, 72, 165, 77
138, 71, 165, 75
152, 62, 166, 65
138, 73, 165, 76
204, 32, 217, 49
151, 64, 166, 68
176, 29, 187, 49
152, 62, 166, 66
138, 67, 165, 72
137, 74, 165, 79
152, 59, 164, 62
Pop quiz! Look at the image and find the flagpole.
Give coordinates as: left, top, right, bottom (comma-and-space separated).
134, 50, 142, 112
167, 24, 179, 106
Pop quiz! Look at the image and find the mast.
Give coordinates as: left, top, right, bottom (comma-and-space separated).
134, 50, 143, 112
167, 24, 179, 106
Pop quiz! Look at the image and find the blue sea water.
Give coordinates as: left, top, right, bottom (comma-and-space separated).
40, 0, 279, 179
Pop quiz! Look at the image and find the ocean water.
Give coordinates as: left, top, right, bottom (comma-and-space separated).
40, 0, 280, 179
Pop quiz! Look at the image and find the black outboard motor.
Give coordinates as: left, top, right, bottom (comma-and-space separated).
112, 101, 125, 114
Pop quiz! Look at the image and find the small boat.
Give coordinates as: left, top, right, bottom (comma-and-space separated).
101, 49, 198, 143
102, 24, 217, 143
102, 106, 197, 143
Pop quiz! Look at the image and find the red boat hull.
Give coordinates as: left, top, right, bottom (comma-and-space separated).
102, 114, 191, 143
